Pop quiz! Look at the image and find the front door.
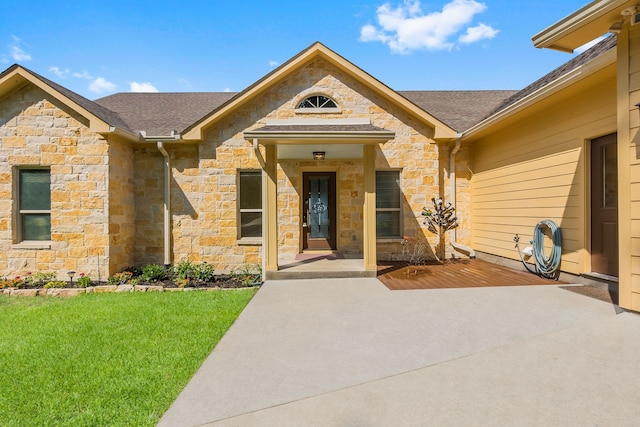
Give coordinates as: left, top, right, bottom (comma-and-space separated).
591, 133, 618, 276
302, 172, 336, 250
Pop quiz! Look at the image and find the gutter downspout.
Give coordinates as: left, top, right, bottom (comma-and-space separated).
450, 136, 476, 258
157, 142, 172, 266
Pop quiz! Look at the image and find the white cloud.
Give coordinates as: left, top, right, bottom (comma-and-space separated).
268, 59, 280, 67
223, 87, 232, 92
9, 35, 31, 61
72, 70, 93, 79
48, 66, 69, 78
359, 0, 497, 53
129, 82, 159, 92
459, 23, 498, 44
88, 77, 116, 94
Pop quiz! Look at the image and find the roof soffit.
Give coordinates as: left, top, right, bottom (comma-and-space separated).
181, 42, 456, 141
532, 0, 632, 52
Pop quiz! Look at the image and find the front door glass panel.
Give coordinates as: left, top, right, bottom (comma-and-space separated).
603, 143, 618, 208
302, 172, 336, 250
309, 177, 330, 239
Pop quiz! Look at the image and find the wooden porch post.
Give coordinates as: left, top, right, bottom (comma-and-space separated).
265, 145, 278, 272
363, 145, 377, 271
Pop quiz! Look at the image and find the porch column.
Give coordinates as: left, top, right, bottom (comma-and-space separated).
363, 145, 377, 271
264, 145, 278, 272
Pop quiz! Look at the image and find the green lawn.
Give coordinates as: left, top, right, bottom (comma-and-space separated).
0, 289, 257, 426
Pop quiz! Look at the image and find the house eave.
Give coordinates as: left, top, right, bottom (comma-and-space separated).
463, 47, 616, 140
245, 130, 395, 144
532, 0, 631, 52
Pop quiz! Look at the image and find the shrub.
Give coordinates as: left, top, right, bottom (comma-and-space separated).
43, 280, 66, 289
76, 273, 91, 288
193, 262, 216, 283
24, 272, 57, 288
141, 264, 168, 283
231, 264, 262, 286
108, 271, 133, 286
173, 260, 195, 281
0, 277, 25, 289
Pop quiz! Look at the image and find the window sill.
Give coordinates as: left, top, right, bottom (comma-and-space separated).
237, 237, 262, 246
12, 241, 52, 250
376, 238, 405, 243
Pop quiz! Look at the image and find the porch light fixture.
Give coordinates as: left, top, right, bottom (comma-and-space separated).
313, 151, 326, 160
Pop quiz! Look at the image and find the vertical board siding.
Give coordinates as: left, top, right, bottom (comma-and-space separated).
471, 71, 616, 275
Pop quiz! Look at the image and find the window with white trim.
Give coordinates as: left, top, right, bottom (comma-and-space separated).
17, 168, 51, 241
238, 171, 262, 238
376, 170, 401, 238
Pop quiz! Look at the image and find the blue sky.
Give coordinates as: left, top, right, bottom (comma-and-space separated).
0, 1, 601, 99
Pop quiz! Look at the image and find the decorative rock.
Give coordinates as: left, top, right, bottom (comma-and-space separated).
146, 286, 164, 292
115, 285, 134, 292
59, 288, 86, 297
134, 285, 148, 292
45, 288, 62, 296
94, 285, 118, 293
10, 289, 39, 296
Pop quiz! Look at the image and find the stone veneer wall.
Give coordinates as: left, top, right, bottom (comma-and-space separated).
132, 57, 469, 271
107, 137, 135, 273
0, 84, 110, 279
133, 146, 164, 265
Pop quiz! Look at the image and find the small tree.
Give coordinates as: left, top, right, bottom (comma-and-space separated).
421, 197, 458, 263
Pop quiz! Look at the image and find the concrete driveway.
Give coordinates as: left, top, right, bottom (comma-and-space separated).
158, 278, 640, 426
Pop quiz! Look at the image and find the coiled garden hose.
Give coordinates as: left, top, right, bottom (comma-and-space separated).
514, 220, 562, 280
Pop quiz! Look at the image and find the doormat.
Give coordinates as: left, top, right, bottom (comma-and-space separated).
295, 253, 345, 261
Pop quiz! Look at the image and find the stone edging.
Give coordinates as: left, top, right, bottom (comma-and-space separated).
1, 284, 252, 297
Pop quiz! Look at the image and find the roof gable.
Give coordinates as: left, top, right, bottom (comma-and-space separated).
0, 64, 132, 137
181, 42, 457, 141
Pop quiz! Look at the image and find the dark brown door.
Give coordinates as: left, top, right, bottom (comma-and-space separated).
302, 172, 336, 250
591, 133, 618, 276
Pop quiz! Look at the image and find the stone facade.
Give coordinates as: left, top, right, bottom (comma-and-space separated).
0, 85, 112, 279
127, 57, 471, 272
0, 57, 472, 278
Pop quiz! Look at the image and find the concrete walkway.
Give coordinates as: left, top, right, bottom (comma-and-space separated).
158, 278, 640, 426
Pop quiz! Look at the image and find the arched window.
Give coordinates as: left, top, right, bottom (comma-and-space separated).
295, 95, 340, 112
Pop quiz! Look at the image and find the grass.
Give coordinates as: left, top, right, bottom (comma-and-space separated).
0, 289, 257, 426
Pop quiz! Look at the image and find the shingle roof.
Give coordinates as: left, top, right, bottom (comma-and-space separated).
485, 35, 616, 120
94, 92, 236, 136
399, 90, 518, 132
2, 35, 617, 137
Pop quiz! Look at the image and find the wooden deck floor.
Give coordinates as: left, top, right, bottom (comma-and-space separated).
377, 259, 562, 290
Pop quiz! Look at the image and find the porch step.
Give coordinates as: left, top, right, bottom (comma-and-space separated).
265, 269, 377, 280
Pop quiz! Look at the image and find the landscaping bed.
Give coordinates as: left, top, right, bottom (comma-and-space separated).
0, 261, 262, 296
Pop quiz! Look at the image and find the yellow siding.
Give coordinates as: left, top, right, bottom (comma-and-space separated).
628, 25, 640, 309
470, 68, 616, 275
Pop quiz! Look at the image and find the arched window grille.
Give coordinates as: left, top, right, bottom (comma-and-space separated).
296, 95, 338, 109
